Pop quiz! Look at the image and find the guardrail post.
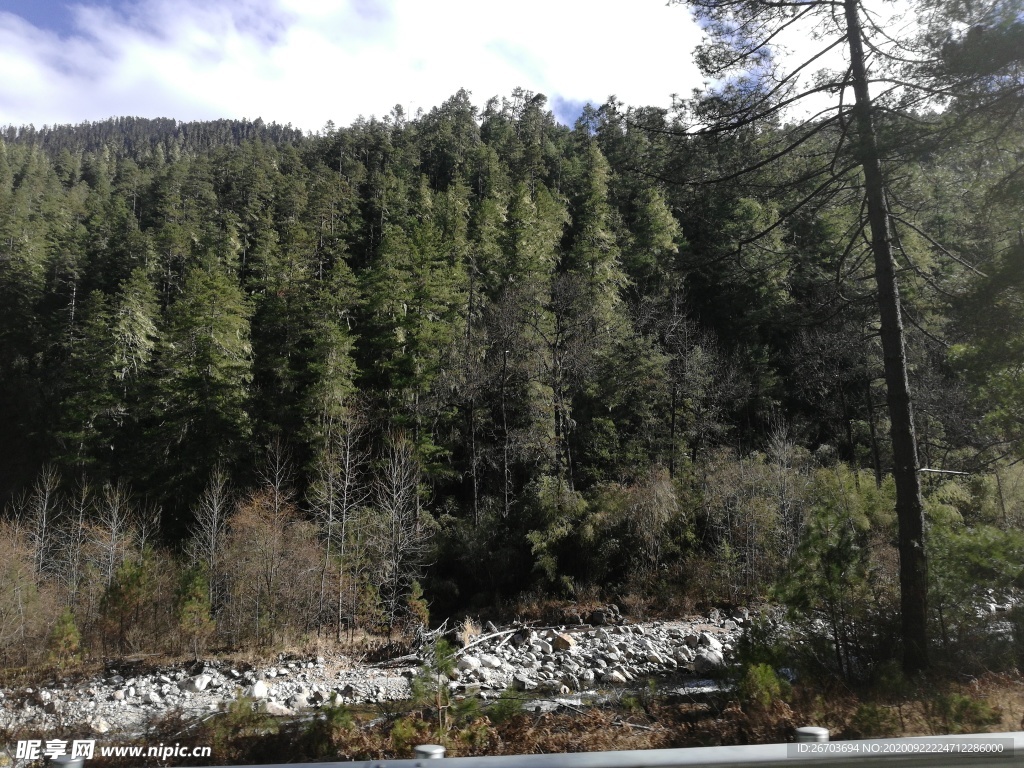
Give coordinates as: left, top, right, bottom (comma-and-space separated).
414, 744, 446, 759
794, 726, 829, 743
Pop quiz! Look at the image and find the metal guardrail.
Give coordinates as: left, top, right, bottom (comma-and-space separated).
183, 731, 1023, 768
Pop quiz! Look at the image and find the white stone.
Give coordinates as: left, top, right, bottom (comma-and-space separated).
699, 632, 723, 652
180, 674, 211, 693
248, 680, 269, 700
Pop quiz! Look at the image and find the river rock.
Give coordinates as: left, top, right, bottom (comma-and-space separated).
248, 680, 269, 700
699, 632, 723, 652
552, 633, 576, 651
602, 669, 628, 684
180, 674, 211, 693
694, 649, 725, 673
532, 639, 553, 655
512, 674, 537, 691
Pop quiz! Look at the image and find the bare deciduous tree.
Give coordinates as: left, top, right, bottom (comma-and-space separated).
308, 406, 371, 640
90, 481, 138, 589
372, 433, 432, 634
20, 465, 64, 578
53, 478, 92, 607
187, 466, 232, 606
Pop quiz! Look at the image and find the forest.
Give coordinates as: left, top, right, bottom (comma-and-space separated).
1, 19, 1024, 682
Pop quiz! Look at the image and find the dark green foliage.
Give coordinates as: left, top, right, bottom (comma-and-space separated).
485, 687, 525, 724
737, 664, 790, 713
46, 606, 81, 664
922, 692, 1003, 735
0, 87, 1022, 629
301, 704, 356, 759
175, 565, 215, 659
778, 467, 900, 680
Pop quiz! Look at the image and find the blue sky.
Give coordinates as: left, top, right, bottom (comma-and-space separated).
0, 0, 707, 131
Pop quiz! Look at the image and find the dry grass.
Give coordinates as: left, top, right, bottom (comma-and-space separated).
456, 617, 481, 648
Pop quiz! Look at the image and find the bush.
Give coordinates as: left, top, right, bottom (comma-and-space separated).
733, 616, 789, 670
406, 580, 430, 628
777, 466, 900, 681
46, 606, 81, 664
923, 692, 1002, 734
928, 520, 1024, 668
302, 705, 355, 758
486, 687, 524, 724
845, 702, 899, 738
737, 664, 790, 712
205, 695, 279, 761
1010, 606, 1024, 671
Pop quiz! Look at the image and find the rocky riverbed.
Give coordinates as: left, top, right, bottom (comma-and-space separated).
0, 608, 748, 736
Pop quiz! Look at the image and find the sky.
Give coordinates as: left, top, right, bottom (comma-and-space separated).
0, 0, 710, 132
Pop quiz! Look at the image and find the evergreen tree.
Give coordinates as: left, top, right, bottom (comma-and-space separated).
145, 262, 253, 533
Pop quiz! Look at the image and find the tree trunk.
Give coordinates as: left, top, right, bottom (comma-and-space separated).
844, 0, 929, 674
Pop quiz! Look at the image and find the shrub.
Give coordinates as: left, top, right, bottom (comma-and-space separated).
406, 580, 430, 628
845, 702, 899, 738
302, 705, 355, 758
737, 663, 790, 712
486, 687, 524, 725
46, 606, 81, 664
778, 465, 899, 681
923, 692, 1002, 734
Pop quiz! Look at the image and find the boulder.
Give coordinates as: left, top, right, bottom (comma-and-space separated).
694, 649, 725, 673
698, 632, 723, 652
552, 633, 576, 651
458, 656, 482, 672
602, 669, 628, 684
180, 674, 211, 693
511, 674, 537, 691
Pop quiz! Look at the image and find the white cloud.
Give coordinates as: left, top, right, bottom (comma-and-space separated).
0, 0, 705, 130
